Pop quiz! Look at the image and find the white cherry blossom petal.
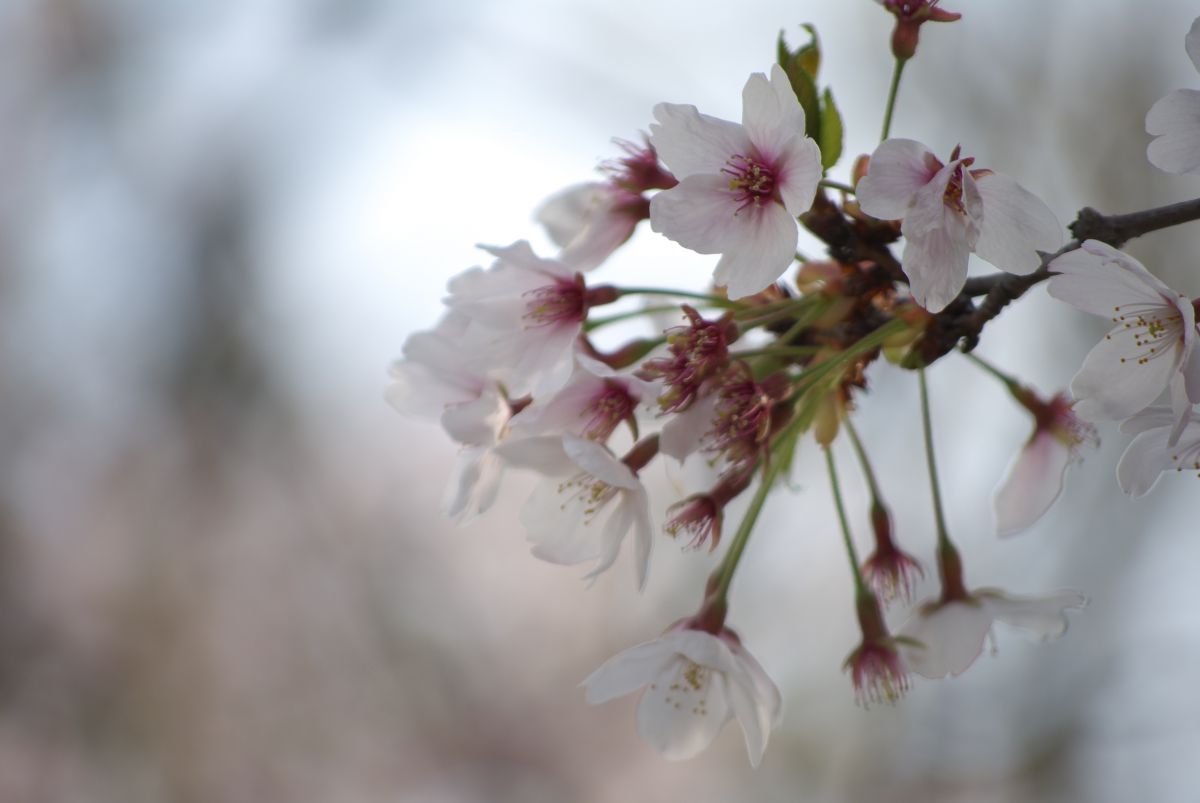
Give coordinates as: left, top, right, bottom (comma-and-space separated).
901, 221, 972, 313
1070, 325, 1182, 421
1047, 241, 1176, 317
741, 65, 807, 167
1147, 90, 1200, 175
562, 433, 641, 490
660, 391, 720, 461
973, 172, 1062, 275
775, 134, 823, 215
650, 103, 752, 179
1117, 421, 1190, 497
993, 430, 1072, 537
649, 173, 748, 254
711, 201, 799, 299
979, 590, 1087, 639
900, 600, 993, 679
856, 138, 938, 220
637, 657, 732, 761
583, 640, 677, 704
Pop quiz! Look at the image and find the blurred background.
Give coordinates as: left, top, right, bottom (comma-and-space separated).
2, 0, 1199, 801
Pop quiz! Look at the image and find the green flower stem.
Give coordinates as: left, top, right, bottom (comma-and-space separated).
880, 58, 907, 142
584, 305, 687, 332
731, 345, 822, 360
961, 351, 1021, 394
615, 287, 739, 308
843, 416, 882, 503
826, 446, 868, 596
917, 368, 952, 550
710, 456, 785, 605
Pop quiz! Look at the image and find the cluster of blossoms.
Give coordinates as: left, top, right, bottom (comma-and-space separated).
389, 4, 1200, 767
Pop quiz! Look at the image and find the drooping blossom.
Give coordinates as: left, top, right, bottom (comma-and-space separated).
993, 390, 1097, 536
1046, 239, 1200, 440
386, 313, 524, 522
878, 0, 962, 61
582, 624, 782, 766
664, 462, 755, 552
1116, 406, 1200, 497
497, 433, 657, 588
1146, 16, 1200, 175
648, 64, 822, 299
860, 499, 924, 605
537, 138, 677, 270
843, 591, 910, 706
508, 352, 655, 443
856, 138, 1062, 313
444, 241, 618, 397
900, 588, 1086, 679
704, 365, 790, 467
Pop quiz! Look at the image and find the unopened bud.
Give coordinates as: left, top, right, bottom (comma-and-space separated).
813, 394, 841, 446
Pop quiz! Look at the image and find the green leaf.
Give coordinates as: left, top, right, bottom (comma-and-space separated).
795, 23, 821, 79
776, 25, 824, 142
819, 88, 844, 171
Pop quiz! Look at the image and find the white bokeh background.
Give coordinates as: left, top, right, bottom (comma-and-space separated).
1, 1, 1199, 801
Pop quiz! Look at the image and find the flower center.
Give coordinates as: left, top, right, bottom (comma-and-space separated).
655, 660, 712, 717
556, 473, 617, 523
942, 158, 975, 215
1106, 301, 1183, 366
523, 278, 586, 328
581, 382, 637, 441
722, 155, 777, 212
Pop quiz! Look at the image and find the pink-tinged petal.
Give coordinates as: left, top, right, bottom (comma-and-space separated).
1070, 327, 1181, 421
1116, 428, 1174, 497
900, 600, 993, 679
979, 589, 1086, 639
440, 392, 508, 446
478, 240, 574, 280
711, 202, 799, 299
722, 648, 782, 767
444, 265, 541, 328
993, 431, 1072, 537
1146, 89, 1200, 175
901, 161, 958, 237
583, 492, 636, 583
900, 221, 972, 313
493, 435, 574, 475
1119, 405, 1177, 436
1047, 241, 1176, 317
650, 174, 745, 254
774, 133, 823, 216
857, 138, 937, 220
742, 66, 807, 167
582, 640, 677, 704
537, 182, 609, 248
443, 447, 503, 523
973, 173, 1062, 275
636, 658, 732, 761
629, 491, 654, 591
1169, 374, 1192, 446
661, 392, 719, 461
1188, 15, 1200, 73
1184, 338, 1200, 402
650, 103, 752, 180
562, 433, 641, 490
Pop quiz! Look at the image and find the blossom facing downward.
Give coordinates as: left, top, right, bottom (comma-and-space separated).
1146, 16, 1200, 175
499, 433, 655, 588
1117, 406, 1200, 497
1047, 240, 1200, 438
648, 64, 822, 299
880, 0, 962, 61
856, 138, 1061, 312
899, 589, 1086, 679
843, 592, 910, 706
582, 625, 782, 766
993, 391, 1097, 536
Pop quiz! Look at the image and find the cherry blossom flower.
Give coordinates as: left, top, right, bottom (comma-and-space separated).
843, 591, 910, 706
498, 433, 656, 588
1046, 239, 1200, 438
582, 624, 782, 766
444, 241, 618, 397
1146, 17, 1200, 175
386, 314, 522, 522
899, 589, 1086, 678
879, 0, 962, 61
1116, 406, 1200, 497
993, 391, 1097, 536
508, 352, 655, 443
664, 462, 755, 551
860, 500, 924, 605
648, 64, 822, 299
537, 139, 676, 270
856, 138, 1061, 313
